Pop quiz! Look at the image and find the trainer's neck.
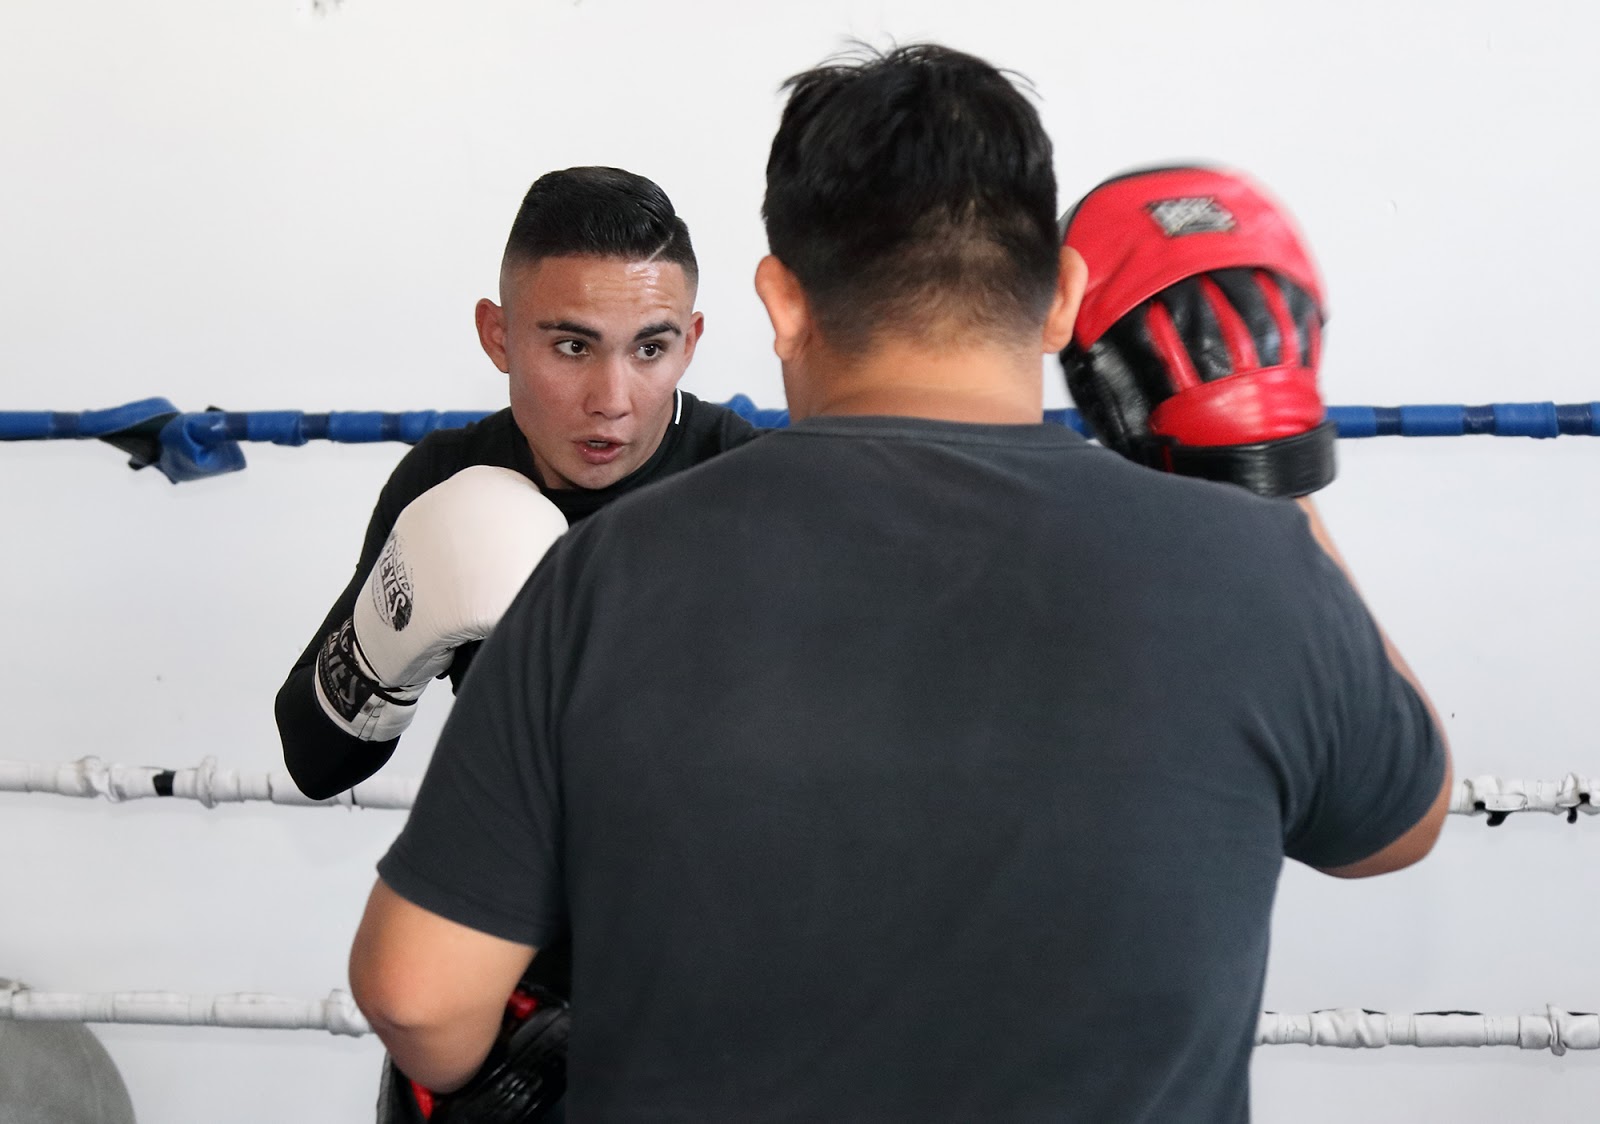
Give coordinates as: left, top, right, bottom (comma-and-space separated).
792, 338, 1044, 425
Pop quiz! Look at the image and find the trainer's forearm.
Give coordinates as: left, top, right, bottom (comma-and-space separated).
1294, 498, 1415, 677
350, 880, 535, 1092
361, 1004, 501, 1094
1294, 496, 1350, 573
1294, 498, 1452, 749
1297, 497, 1455, 876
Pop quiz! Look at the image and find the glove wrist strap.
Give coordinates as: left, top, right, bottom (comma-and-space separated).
312, 617, 423, 743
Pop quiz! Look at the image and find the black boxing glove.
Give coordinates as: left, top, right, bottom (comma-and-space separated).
1060, 165, 1336, 498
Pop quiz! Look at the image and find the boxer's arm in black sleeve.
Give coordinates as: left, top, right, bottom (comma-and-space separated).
277, 441, 460, 800
276, 568, 395, 800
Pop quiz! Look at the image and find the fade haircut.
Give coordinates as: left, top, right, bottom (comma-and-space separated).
763, 44, 1060, 352
502, 166, 698, 287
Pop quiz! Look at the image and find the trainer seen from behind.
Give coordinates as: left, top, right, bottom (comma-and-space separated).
350, 45, 1451, 1121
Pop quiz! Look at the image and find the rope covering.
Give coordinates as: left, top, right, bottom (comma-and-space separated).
2, 759, 1593, 826
0, 756, 415, 810
4, 983, 1594, 1052
0, 982, 368, 1037
4, 397, 1599, 482
1257, 1008, 1600, 1055
1452, 775, 1600, 825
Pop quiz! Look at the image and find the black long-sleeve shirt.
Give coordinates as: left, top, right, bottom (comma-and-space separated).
276, 391, 757, 801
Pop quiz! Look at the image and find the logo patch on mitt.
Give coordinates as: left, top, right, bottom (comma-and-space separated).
1147, 196, 1236, 237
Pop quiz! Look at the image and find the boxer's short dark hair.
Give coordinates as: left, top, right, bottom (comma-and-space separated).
503, 166, 698, 286
763, 44, 1059, 352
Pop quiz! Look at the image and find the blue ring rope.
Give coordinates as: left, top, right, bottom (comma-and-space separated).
3, 397, 1598, 482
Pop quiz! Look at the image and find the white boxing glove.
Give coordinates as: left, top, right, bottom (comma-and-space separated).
313, 465, 568, 741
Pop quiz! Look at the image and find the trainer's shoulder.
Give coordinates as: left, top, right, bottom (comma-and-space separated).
1074, 447, 1319, 568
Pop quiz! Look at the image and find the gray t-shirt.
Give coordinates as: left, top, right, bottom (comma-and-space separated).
380, 415, 1443, 1123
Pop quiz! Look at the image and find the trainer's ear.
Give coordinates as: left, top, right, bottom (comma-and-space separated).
754, 255, 811, 363
1042, 244, 1087, 354
476, 298, 510, 374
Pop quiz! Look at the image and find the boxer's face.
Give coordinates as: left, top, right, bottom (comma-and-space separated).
478, 255, 703, 490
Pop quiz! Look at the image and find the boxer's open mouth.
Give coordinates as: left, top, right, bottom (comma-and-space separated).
576, 438, 625, 465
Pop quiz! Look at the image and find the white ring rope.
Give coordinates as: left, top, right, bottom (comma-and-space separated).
2, 982, 1594, 1052
1257, 1007, 1600, 1055
0, 982, 369, 1037
0, 756, 415, 810
2, 759, 1596, 823
1451, 775, 1600, 821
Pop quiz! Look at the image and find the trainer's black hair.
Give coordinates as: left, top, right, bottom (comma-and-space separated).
763, 43, 1059, 351
503, 166, 697, 286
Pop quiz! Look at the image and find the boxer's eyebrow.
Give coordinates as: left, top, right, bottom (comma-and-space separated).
633, 321, 682, 341
538, 320, 602, 340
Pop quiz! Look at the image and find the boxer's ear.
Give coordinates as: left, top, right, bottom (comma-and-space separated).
682, 311, 706, 364
476, 298, 509, 374
754, 255, 811, 363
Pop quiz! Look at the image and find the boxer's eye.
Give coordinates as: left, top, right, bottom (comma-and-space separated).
634, 342, 664, 360
555, 340, 588, 357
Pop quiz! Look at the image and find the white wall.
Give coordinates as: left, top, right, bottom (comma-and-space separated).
2, 0, 1596, 1119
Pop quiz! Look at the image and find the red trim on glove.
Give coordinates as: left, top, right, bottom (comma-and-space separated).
1255, 269, 1301, 366
1199, 275, 1259, 371
409, 1080, 436, 1119
1143, 301, 1203, 392
1149, 366, 1325, 446
507, 989, 541, 1021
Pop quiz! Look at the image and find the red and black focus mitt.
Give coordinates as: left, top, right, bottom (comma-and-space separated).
1060, 165, 1335, 497
377, 985, 569, 1124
